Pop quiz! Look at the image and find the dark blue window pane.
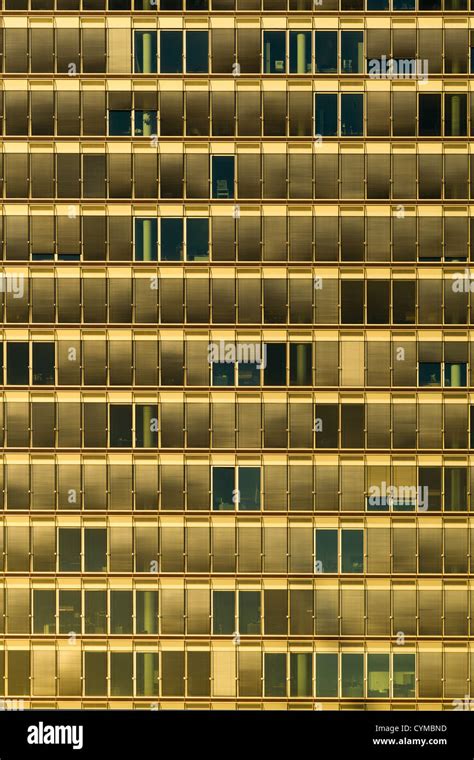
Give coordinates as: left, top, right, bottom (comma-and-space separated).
418, 362, 441, 387
315, 32, 337, 73
212, 361, 234, 386
341, 94, 363, 136
212, 156, 235, 199
213, 467, 235, 510
161, 218, 183, 261
109, 111, 131, 136
445, 363, 467, 387
135, 111, 157, 136
186, 218, 209, 261
315, 94, 337, 136
263, 32, 286, 74
238, 361, 260, 386
186, 31, 209, 73
160, 32, 183, 73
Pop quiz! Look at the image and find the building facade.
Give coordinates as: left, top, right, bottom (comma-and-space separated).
0, 0, 473, 709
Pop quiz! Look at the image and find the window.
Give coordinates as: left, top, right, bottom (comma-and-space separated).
212, 466, 261, 511
7, 343, 28, 384
419, 362, 441, 387
59, 590, 81, 635
84, 528, 107, 572
136, 591, 158, 634
316, 653, 338, 697
289, 343, 312, 385
341, 94, 363, 136
239, 591, 261, 634
290, 653, 312, 697
264, 653, 286, 696
110, 591, 132, 634
315, 32, 337, 73
213, 591, 235, 634
32, 343, 54, 385
134, 31, 157, 74
85, 590, 106, 633
135, 405, 158, 448
33, 590, 55, 634
315, 529, 363, 573
341, 653, 363, 697
368, 653, 389, 697
160, 31, 183, 74
211, 156, 235, 199
109, 110, 131, 136
135, 218, 158, 261
264, 344, 286, 386
187, 219, 209, 261
341, 31, 363, 74
263, 32, 286, 74
315, 94, 337, 136
110, 405, 132, 447
289, 32, 311, 74
186, 31, 208, 73
161, 219, 183, 262
393, 654, 415, 698
59, 528, 81, 572
419, 95, 441, 137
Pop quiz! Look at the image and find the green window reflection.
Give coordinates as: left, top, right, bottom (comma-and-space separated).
341, 653, 364, 697
239, 591, 261, 634
315, 529, 338, 573
264, 653, 286, 697
263, 32, 286, 73
393, 654, 415, 698
341, 529, 363, 573
238, 467, 261, 511
85, 590, 107, 634
59, 590, 81, 634
316, 653, 338, 697
33, 590, 55, 634
290, 653, 312, 697
111, 652, 133, 696
213, 591, 235, 634
84, 528, 107, 572
59, 528, 81, 572
136, 652, 159, 696
213, 467, 235, 510
368, 653, 389, 697
136, 591, 158, 634
110, 590, 132, 634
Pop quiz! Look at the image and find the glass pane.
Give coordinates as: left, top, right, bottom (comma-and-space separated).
186, 31, 209, 73
238, 467, 261, 511
135, 110, 157, 137
341, 529, 363, 573
238, 361, 260, 386
316, 653, 338, 697
161, 218, 183, 261
212, 361, 234, 386
315, 94, 337, 136
213, 591, 235, 633
212, 467, 235, 510
341, 31, 363, 74
160, 32, 183, 73
289, 32, 311, 74
341, 653, 363, 697
109, 111, 131, 136
341, 94, 363, 136
393, 654, 415, 697
264, 653, 286, 696
263, 32, 286, 74
135, 218, 158, 261
134, 31, 157, 74
419, 362, 441, 387
187, 218, 209, 261
368, 653, 389, 697
32, 343, 54, 385
211, 156, 235, 199
445, 363, 467, 387
290, 653, 312, 697
239, 591, 261, 634
315, 529, 338, 573
315, 32, 337, 73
